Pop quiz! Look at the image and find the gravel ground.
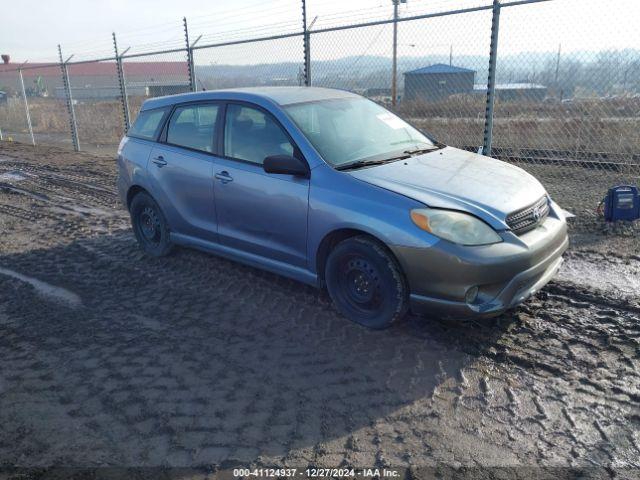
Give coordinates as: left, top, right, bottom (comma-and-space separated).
0, 143, 639, 478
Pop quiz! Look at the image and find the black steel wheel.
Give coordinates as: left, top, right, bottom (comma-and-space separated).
325, 235, 408, 329
130, 192, 173, 257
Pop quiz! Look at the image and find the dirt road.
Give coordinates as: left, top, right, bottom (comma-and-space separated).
0, 143, 638, 477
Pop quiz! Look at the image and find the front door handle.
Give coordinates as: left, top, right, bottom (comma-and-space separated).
215, 171, 233, 183
152, 155, 167, 167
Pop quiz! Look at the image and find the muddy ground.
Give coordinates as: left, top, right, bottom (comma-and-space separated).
0, 142, 639, 478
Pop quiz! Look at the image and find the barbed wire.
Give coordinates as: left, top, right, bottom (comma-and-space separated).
5, 0, 635, 68
22, 0, 499, 65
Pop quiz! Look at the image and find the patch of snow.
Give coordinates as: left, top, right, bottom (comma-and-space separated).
557, 256, 640, 298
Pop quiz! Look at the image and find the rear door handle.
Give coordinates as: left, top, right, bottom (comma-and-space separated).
152, 155, 167, 167
215, 171, 233, 183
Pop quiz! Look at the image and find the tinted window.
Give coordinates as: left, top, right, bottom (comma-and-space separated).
224, 104, 294, 165
128, 107, 168, 140
166, 104, 219, 153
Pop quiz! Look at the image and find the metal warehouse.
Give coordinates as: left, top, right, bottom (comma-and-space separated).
403, 63, 476, 102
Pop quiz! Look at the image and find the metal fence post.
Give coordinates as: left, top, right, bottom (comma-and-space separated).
113, 33, 131, 133
302, 0, 311, 86
184, 17, 197, 92
391, 0, 399, 107
482, 0, 501, 156
58, 45, 80, 152
18, 67, 35, 145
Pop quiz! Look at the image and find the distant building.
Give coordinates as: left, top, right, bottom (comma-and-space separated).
473, 83, 548, 101
125, 81, 190, 98
403, 64, 476, 102
0, 61, 189, 100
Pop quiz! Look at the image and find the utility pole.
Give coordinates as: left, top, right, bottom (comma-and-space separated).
449, 45, 453, 66
554, 43, 561, 86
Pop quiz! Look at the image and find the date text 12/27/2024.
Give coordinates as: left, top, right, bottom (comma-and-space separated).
233, 468, 401, 478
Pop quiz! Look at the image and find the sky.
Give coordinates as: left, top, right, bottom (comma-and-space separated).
1, 0, 639, 65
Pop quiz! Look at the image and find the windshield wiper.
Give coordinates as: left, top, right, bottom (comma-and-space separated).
335, 155, 410, 171
403, 146, 440, 156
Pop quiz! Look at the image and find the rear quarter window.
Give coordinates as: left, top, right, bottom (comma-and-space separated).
128, 107, 170, 141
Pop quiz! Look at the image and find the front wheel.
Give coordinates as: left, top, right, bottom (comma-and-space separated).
325, 235, 408, 329
130, 192, 173, 257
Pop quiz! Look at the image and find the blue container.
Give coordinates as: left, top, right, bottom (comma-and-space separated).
604, 185, 640, 222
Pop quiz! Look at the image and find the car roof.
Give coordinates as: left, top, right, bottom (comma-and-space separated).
140, 86, 360, 111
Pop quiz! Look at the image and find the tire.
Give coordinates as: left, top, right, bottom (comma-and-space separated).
325, 235, 408, 329
130, 192, 173, 257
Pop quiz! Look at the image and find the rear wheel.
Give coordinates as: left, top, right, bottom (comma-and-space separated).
130, 192, 173, 257
325, 235, 408, 329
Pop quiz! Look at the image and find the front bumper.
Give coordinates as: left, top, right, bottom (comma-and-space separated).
391, 203, 569, 319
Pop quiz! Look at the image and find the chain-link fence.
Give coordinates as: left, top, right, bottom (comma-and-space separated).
122, 50, 191, 125
1, 0, 639, 222
193, 35, 305, 90
489, 0, 640, 217
22, 64, 72, 150
0, 69, 32, 144
66, 60, 124, 154
394, 8, 493, 148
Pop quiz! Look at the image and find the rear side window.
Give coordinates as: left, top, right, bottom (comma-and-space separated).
166, 103, 219, 153
128, 107, 169, 141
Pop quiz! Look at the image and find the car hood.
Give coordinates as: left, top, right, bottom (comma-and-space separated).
348, 146, 546, 229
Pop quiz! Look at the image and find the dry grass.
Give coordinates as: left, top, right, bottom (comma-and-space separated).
0, 96, 148, 146
2, 95, 640, 161
400, 96, 640, 158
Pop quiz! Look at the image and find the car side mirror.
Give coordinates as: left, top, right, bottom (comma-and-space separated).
263, 155, 309, 177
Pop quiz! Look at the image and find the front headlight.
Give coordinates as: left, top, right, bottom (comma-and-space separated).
410, 208, 502, 246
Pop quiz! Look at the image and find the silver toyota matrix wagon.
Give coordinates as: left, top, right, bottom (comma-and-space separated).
117, 87, 569, 329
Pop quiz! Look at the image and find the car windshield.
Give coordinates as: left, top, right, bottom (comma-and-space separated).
284, 97, 435, 168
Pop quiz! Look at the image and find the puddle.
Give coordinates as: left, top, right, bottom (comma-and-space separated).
0, 267, 82, 308
0, 172, 27, 182
557, 256, 640, 298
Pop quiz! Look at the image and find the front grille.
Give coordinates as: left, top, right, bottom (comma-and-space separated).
506, 196, 549, 234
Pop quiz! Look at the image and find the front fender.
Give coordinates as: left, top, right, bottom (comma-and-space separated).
307, 164, 438, 273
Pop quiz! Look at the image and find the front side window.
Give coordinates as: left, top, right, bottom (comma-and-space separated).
128, 107, 169, 140
166, 103, 219, 153
224, 104, 294, 165
284, 97, 434, 167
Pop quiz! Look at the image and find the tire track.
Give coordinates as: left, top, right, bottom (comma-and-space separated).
0, 142, 638, 473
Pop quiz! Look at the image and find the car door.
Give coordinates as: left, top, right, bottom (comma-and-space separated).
147, 102, 221, 242
213, 102, 310, 268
